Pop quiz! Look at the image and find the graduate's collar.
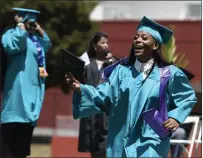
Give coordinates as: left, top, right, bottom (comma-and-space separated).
134, 58, 154, 73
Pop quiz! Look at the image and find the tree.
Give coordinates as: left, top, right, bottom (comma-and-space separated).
162, 25, 194, 80
0, 1, 99, 90
162, 25, 189, 68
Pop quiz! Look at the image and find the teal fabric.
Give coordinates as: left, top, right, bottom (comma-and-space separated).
137, 16, 174, 44
1, 27, 51, 126
72, 64, 197, 157
12, 7, 40, 22
138, 26, 162, 44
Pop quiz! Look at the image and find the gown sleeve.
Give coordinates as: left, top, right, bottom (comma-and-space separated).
1, 27, 28, 55
38, 31, 52, 53
167, 69, 197, 124
72, 65, 122, 119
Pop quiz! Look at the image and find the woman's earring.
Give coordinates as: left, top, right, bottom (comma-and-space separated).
95, 47, 97, 51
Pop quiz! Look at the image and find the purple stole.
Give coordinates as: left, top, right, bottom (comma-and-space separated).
101, 57, 129, 80
142, 66, 171, 138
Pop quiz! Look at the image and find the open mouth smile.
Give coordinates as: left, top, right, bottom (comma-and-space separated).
134, 45, 145, 51
135, 45, 144, 50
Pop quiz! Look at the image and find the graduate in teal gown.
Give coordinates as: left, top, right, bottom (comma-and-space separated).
66, 16, 197, 157
1, 8, 51, 157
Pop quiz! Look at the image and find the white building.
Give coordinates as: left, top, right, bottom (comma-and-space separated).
89, 1, 201, 21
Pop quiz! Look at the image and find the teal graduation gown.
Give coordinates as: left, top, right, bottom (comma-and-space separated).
1, 27, 51, 126
72, 64, 197, 157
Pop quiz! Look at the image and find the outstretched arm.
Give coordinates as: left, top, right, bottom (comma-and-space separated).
68, 65, 122, 119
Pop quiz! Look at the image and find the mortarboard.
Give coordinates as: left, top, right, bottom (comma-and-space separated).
12, 7, 40, 23
61, 49, 85, 83
137, 16, 174, 45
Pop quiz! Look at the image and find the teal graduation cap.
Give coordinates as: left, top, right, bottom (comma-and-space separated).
137, 16, 174, 45
12, 7, 41, 23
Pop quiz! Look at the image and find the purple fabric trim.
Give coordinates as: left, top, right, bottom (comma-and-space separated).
142, 66, 171, 139
101, 57, 129, 80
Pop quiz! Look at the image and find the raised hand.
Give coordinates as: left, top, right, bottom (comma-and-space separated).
14, 15, 25, 30
65, 73, 81, 92
35, 22, 41, 30
14, 14, 23, 23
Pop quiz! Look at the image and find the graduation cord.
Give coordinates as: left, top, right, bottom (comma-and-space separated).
28, 34, 48, 78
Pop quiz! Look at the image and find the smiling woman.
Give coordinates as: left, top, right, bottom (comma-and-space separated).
66, 16, 197, 158
133, 31, 158, 62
